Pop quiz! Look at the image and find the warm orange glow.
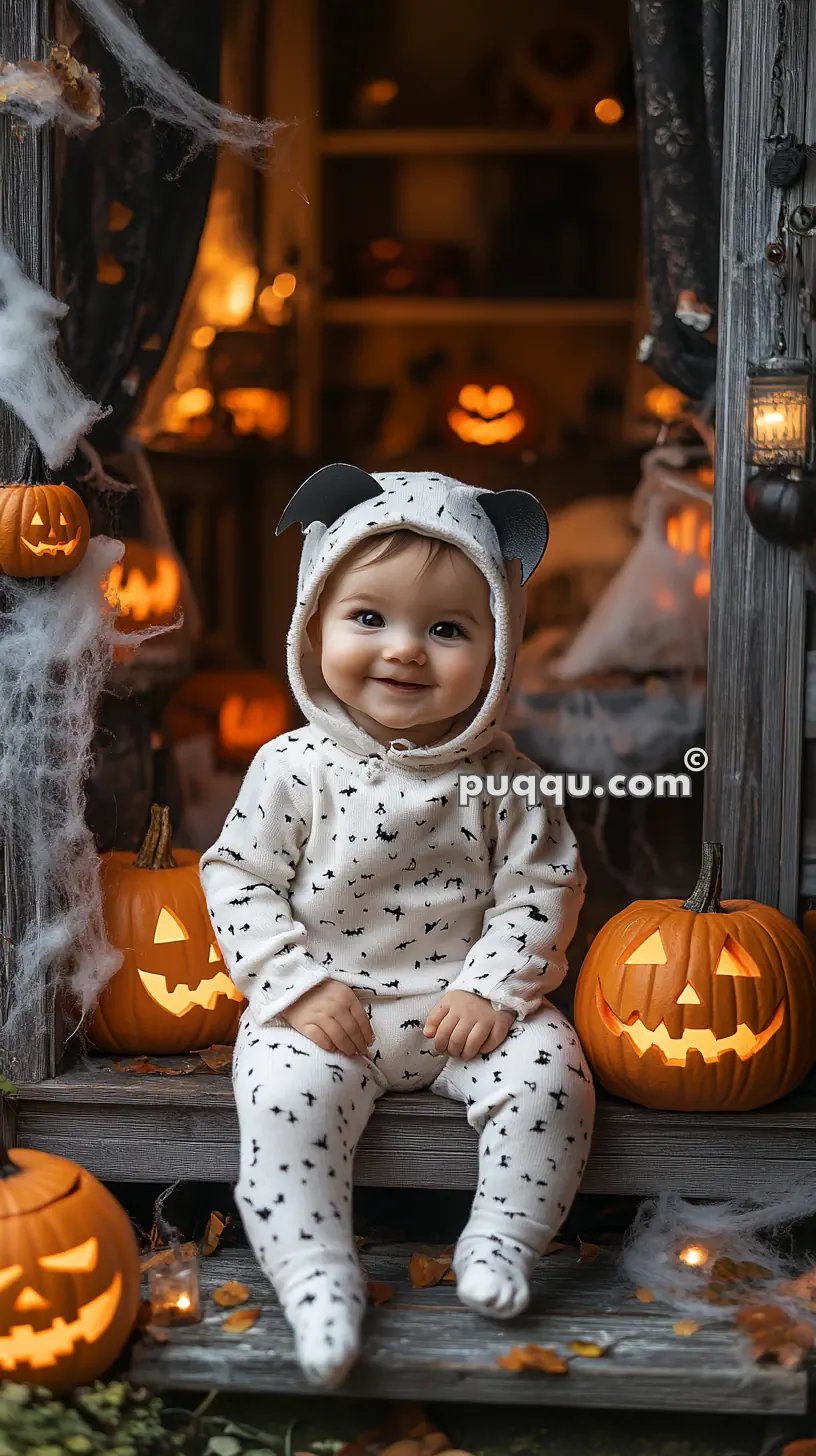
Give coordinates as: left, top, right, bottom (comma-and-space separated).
693, 569, 710, 599
105, 552, 181, 623
645, 385, 687, 423
362, 78, 399, 106
198, 264, 259, 327
221, 388, 290, 440
594, 97, 624, 125
678, 1243, 709, 1268
447, 384, 526, 446
697, 466, 715, 488
257, 286, 285, 324
175, 388, 214, 420
191, 325, 216, 349
596, 980, 785, 1066
0, 1273, 123, 1372
715, 940, 761, 978
458, 384, 515, 417
370, 238, 401, 262
153, 906, 188, 945
271, 271, 296, 299
137, 967, 244, 1018
176, 1294, 192, 1311
676, 983, 701, 1006
219, 694, 287, 752
623, 930, 667, 965
666, 508, 711, 599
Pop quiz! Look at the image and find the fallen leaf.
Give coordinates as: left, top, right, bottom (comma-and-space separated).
222, 1306, 261, 1333
635, 1287, 654, 1303
779, 1269, 816, 1302
496, 1343, 569, 1374
197, 1044, 233, 1073
711, 1256, 772, 1284
673, 1320, 701, 1337
568, 1340, 607, 1358
114, 1056, 161, 1075
543, 1239, 566, 1256
577, 1238, 600, 1264
213, 1280, 250, 1308
354, 1234, 367, 1249
367, 1281, 395, 1306
782, 1441, 816, 1456
442, 1269, 456, 1283
107, 201, 134, 232
97, 253, 125, 285
114, 1056, 199, 1077
202, 1211, 228, 1256
140, 1242, 198, 1272
409, 1252, 452, 1289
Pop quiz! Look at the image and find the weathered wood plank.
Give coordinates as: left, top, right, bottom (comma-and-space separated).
0, 0, 59, 1085
129, 1245, 806, 1412
703, 0, 809, 917
14, 1061, 816, 1198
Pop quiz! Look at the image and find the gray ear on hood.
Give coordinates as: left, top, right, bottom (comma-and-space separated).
476, 489, 549, 585
276, 462, 383, 536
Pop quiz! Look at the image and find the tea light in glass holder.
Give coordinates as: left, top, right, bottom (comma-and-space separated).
148, 1248, 202, 1326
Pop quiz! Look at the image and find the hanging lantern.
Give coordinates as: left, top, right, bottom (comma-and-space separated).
746, 355, 812, 469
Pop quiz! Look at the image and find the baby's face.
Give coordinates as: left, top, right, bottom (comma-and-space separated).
312, 537, 495, 746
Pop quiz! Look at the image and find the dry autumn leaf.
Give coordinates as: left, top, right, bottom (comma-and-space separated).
544, 1240, 566, 1256
367, 1281, 395, 1306
197, 1044, 234, 1073
442, 1269, 456, 1283
222, 1306, 261, 1333
635, 1287, 654, 1303
409, 1252, 452, 1289
496, 1343, 569, 1374
202, 1211, 228, 1256
213, 1281, 250, 1309
140, 1242, 198, 1273
577, 1238, 600, 1264
568, 1340, 607, 1358
673, 1320, 701, 1337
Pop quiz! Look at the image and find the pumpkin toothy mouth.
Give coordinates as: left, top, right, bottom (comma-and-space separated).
595, 982, 785, 1066
137, 968, 245, 1017
0, 1271, 122, 1371
22, 530, 83, 557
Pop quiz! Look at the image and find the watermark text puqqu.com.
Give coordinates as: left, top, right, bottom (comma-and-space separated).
457, 748, 708, 808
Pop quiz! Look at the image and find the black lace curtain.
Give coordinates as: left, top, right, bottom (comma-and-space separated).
630, 0, 727, 402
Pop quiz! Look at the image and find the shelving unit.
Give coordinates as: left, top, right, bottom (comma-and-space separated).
262, 0, 642, 461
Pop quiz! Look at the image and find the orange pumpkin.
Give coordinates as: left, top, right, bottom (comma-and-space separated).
574, 842, 816, 1112
0, 483, 90, 578
90, 804, 245, 1055
166, 669, 290, 767
440, 372, 537, 451
104, 538, 182, 631
0, 1146, 139, 1387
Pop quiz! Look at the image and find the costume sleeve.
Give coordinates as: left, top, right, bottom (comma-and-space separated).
200, 742, 327, 1024
448, 753, 586, 1020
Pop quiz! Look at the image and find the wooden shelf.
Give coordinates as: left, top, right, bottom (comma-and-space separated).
320, 127, 639, 157
130, 1243, 805, 1411
12, 1059, 816, 1199
321, 298, 637, 326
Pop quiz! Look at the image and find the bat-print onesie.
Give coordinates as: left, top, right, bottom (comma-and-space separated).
201, 469, 595, 1379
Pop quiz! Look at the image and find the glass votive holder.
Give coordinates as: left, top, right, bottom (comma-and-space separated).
147, 1248, 202, 1326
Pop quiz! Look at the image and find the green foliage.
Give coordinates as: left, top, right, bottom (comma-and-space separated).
0, 1382, 178, 1456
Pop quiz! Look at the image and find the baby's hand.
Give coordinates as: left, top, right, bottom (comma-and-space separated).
424, 990, 515, 1060
282, 980, 374, 1058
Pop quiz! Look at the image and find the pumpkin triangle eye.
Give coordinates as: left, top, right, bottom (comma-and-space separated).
39, 1236, 98, 1273
59, 512, 68, 526
209, 942, 221, 962
714, 937, 761, 977
676, 983, 702, 1005
0, 1264, 23, 1294
154, 905, 189, 944
622, 929, 667, 965
30, 510, 44, 526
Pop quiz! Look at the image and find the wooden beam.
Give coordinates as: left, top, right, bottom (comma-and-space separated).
0, 0, 58, 1084
704, 0, 810, 914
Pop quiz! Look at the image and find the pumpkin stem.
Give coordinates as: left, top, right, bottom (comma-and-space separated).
134, 804, 178, 870
683, 841, 724, 913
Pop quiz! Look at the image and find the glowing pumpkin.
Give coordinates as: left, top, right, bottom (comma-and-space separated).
104, 539, 182, 631
166, 669, 290, 767
574, 842, 816, 1112
0, 483, 90, 578
441, 373, 536, 451
89, 804, 245, 1055
0, 1145, 139, 1387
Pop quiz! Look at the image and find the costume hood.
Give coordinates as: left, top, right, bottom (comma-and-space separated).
277, 464, 549, 767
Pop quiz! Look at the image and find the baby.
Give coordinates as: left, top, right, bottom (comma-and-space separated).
201, 464, 594, 1388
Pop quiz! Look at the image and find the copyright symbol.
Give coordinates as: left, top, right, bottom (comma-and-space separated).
684, 747, 709, 772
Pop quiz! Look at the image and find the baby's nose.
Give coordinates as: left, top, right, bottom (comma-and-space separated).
383, 633, 426, 663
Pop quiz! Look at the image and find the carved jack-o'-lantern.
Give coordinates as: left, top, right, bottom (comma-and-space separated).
166, 669, 290, 767
104, 539, 182, 631
441, 373, 536, 451
0, 483, 90, 578
574, 842, 816, 1112
90, 804, 245, 1055
0, 1145, 139, 1387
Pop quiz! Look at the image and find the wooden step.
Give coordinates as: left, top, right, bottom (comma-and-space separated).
10, 1058, 816, 1198
130, 1243, 806, 1412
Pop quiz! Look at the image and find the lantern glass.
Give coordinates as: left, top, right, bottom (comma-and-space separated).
747, 357, 812, 468
148, 1250, 202, 1326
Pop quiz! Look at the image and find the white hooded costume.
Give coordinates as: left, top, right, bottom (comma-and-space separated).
201, 465, 595, 1388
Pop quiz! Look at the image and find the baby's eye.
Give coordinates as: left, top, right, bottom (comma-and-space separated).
354, 610, 385, 628
430, 621, 465, 639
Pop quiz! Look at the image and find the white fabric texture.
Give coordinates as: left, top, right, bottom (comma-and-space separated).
201, 470, 587, 1025
233, 993, 595, 1375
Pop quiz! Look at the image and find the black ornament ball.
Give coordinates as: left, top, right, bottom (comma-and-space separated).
744, 469, 816, 548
